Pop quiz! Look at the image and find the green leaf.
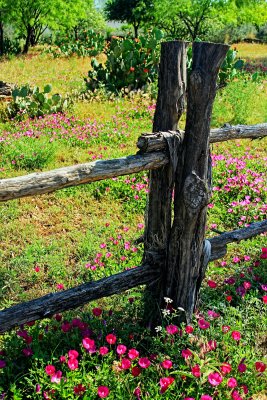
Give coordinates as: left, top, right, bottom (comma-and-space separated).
43, 84, 52, 94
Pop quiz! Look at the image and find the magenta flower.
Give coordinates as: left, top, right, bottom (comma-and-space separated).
92, 307, 102, 317
51, 370, 62, 384
159, 377, 175, 393
207, 280, 217, 288
132, 366, 141, 377
97, 386, 109, 398
237, 363, 246, 373
200, 396, 213, 400
45, 364, 56, 376
255, 361, 266, 373
181, 349, 193, 359
121, 358, 131, 369
185, 325, 194, 334
263, 295, 267, 304
128, 348, 139, 360
222, 325, 231, 333
74, 384, 86, 396
231, 390, 242, 400
198, 319, 210, 329
68, 349, 79, 359
68, 357, 78, 370
161, 360, 173, 369
227, 377, 237, 388
231, 331, 241, 341
0, 360, 6, 368
220, 362, 232, 375
166, 324, 178, 334
138, 357, 151, 368
106, 333, 117, 345
208, 372, 223, 386
191, 364, 201, 377
99, 346, 109, 356
116, 344, 127, 355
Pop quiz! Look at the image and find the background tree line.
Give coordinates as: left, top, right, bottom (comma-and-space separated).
0, 0, 267, 56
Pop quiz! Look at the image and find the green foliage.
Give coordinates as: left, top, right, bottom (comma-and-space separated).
85, 29, 164, 94
7, 84, 70, 120
47, 29, 105, 58
218, 49, 245, 87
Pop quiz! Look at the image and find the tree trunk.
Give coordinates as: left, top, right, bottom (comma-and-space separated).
0, 20, 4, 56
133, 23, 139, 38
23, 25, 34, 54
166, 42, 229, 323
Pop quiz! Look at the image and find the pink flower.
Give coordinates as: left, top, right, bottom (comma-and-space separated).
97, 386, 109, 398
198, 319, 210, 329
191, 364, 201, 377
83, 337, 96, 352
243, 281, 251, 290
0, 360, 6, 368
60, 355, 66, 363
181, 349, 193, 359
121, 358, 131, 369
74, 384, 86, 396
227, 377, 237, 388
128, 348, 139, 360
99, 346, 109, 356
132, 366, 141, 377
222, 325, 231, 333
207, 340, 217, 351
255, 361, 266, 373
51, 370, 62, 384
68, 357, 79, 370
185, 325, 194, 334
68, 349, 79, 359
45, 365, 56, 376
208, 280, 217, 288
262, 295, 267, 304
159, 377, 175, 393
138, 357, 151, 368
166, 324, 178, 334
231, 331, 241, 341
260, 248, 267, 259
207, 310, 220, 319
92, 307, 102, 317
200, 396, 213, 400
161, 360, 173, 369
22, 348, 33, 356
208, 372, 223, 386
56, 283, 64, 290
231, 390, 242, 400
106, 333, 117, 345
220, 363, 232, 375
116, 344, 127, 355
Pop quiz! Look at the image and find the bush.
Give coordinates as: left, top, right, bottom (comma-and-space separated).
1, 37, 21, 56
257, 23, 267, 43
47, 29, 105, 58
85, 29, 164, 94
7, 84, 70, 121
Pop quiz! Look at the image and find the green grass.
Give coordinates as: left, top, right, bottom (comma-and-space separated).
0, 44, 266, 399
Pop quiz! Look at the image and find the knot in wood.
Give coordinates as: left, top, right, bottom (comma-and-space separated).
183, 172, 208, 213
190, 71, 202, 90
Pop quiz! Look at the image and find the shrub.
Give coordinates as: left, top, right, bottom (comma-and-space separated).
7, 84, 70, 121
85, 29, 164, 94
47, 29, 105, 58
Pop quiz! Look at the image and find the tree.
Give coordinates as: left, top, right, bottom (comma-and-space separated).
104, 0, 154, 38
0, 0, 12, 55
9, 0, 96, 54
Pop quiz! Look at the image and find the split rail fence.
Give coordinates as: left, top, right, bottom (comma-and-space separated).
0, 41, 267, 333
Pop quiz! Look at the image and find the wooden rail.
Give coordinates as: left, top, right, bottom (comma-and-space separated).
0, 124, 266, 202
1, 219, 266, 333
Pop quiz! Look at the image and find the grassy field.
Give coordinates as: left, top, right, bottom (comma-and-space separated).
0, 44, 266, 399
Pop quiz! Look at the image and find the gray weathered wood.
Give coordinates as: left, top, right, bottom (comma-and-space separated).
209, 219, 267, 261
0, 152, 168, 202
0, 263, 159, 333
166, 42, 229, 322
137, 123, 267, 153
143, 41, 188, 322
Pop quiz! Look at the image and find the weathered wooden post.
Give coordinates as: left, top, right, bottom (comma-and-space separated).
144, 41, 229, 324
143, 41, 188, 320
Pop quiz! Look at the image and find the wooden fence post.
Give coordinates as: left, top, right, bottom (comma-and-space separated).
165, 42, 229, 322
143, 41, 188, 322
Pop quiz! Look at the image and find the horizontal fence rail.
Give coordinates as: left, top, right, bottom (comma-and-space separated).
0, 123, 266, 202
0, 219, 266, 333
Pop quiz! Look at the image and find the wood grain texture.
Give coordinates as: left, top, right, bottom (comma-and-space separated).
137, 123, 267, 153
0, 152, 168, 202
166, 42, 229, 322
0, 263, 159, 333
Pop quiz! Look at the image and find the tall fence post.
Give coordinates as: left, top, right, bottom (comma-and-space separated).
143, 41, 188, 322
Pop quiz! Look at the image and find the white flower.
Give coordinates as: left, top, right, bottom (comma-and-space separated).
155, 326, 162, 332
162, 309, 171, 317
163, 297, 173, 304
